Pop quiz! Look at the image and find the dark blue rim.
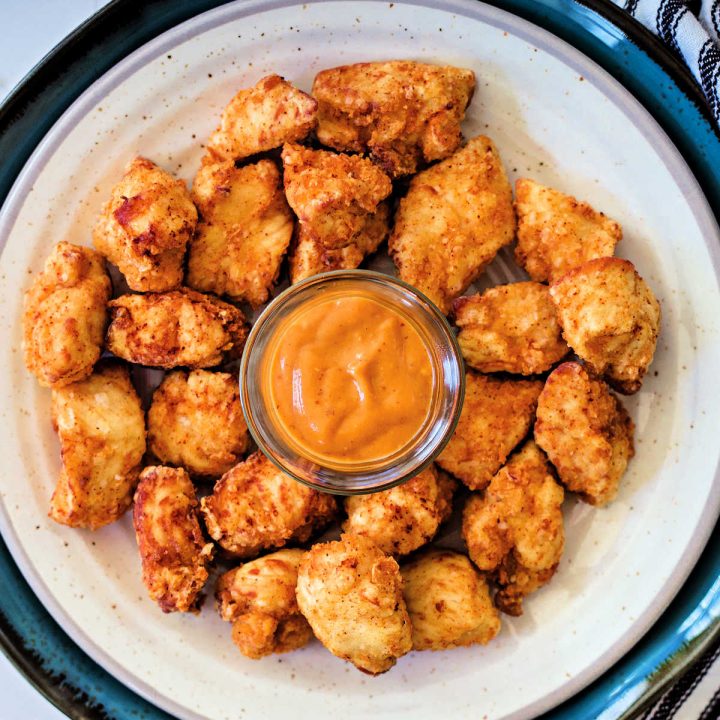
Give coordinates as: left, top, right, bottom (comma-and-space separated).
0, 1, 718, 719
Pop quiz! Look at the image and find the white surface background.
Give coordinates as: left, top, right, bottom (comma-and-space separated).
0, 2, 718, 720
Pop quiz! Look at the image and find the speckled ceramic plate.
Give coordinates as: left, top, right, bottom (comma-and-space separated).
0, 1, 719, 720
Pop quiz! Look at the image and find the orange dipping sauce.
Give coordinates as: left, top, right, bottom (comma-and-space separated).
262, 293, 434, 465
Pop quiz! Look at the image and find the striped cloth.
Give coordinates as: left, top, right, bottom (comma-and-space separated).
611, 0, 720, 124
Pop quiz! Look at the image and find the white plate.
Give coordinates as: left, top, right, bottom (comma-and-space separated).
0, 1, 719, 719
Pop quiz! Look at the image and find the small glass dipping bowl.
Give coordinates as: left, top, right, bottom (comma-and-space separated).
239, 270, 465, 495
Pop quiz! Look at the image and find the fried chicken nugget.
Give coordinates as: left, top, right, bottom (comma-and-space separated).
206, 74, 317, 162
343, 465, 457, 556
49, 364, 146, 529
514, 178, 622, 283
281, 143, 392, 283
437, 372, 543, 491
401, 550, 500, 650
549, 257, 661, 394
187, 159, 294, 307
296, 534, 412, 674
93, 157, 197, 292
106, 288, 247, 369
216, 549, 312, 659
534, 362, 634, 506
23, 241, 111, 388
312, 60, 475, 178
453, 282, 569, 375
462, 441, 564, 616
148, 370, 249, 477
133, 466, 214, 613
389, 136, 515, 313
200, 452, 336, 557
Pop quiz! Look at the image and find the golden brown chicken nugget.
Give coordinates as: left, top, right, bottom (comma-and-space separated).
281, 143, 392, 283
401, 550, 500, 650
93, 157, 197, 292
343, 465, 456, 556
148, 370, 249, 477
549, 257, 660, 393
133, 466, 214, 613
514, 178, 622, 283
296, 534, 412, 674
49, 364, 146, 530
534, 362, 634, 506
313, 60, 475, 178
462, 441, 564, 616
453, 282, 569, 375
187, 159, 294, 307
200, 452, 336, 557
106, 288, 247, 369
206, 74, 317, 162
216, 549, 312, 659
437, 372, 543, 491
23, 242, 111, 388
389, 136, 515, 313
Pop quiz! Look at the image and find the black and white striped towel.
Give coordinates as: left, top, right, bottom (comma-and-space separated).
611, 0, 720, 124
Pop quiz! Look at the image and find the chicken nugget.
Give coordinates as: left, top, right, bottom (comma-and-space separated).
389, 136, 515, 313
281, 143, 392, 283
514, 178, 622, 283
106, 288, 247, 369
549, 257, 660, 393
187, 159, 293, 307
343, 465, 456, 556
401, 550, 500, 650
200, 451, 336, 557
534, 361, 634, 506
437, 372, 543, 491
296, 533, 412, 674
148, 370, 249, 477
206, 74, 317, 162
462, 441, 564, 616
453, 282, 568, 375
93, 157, 197, 292
312, 60, 475, 178
216, 549, 312, 659
133, 466, 214, 613
23, 241, 111, 388
49, 364, 146, 529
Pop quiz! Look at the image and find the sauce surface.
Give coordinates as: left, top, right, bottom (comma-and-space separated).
264, 293, 434, 464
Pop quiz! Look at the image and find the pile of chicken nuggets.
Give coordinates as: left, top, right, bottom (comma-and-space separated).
21, 59, 660, 675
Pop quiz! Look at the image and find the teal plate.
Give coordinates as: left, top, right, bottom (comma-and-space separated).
0, 1, 718, 718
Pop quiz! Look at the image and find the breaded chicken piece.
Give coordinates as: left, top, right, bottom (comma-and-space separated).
514, 178, 622, 283
216, 549, 312, 659
343, 465, 456, 556
296, 534, 412, 674
187, 159, 294, 307
401, 550, 500, 650
148, 370, 249, 477
106, 288, 247, 369
206, 74, 317, 162
453, 282, 568, 375
133, 466, 214, 613
313, 61, 475, 178
534, 362, 634, 506
281, 143, 392, 283
200, 452, 336, 557
549, 257, 660, 394
23, 242, 111, 388
49, 364, 146, 529
389, 136, 515, 313
462, 441, 564, 616
93, 157, 197, 292
437, 372, 543, 491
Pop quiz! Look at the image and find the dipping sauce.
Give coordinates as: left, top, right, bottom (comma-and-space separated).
262, 293, 434, 465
